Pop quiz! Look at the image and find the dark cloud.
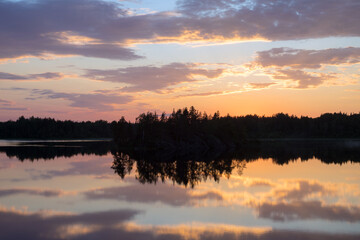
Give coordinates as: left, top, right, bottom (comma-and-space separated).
176, 91, 225, 98
0, 0, 141, 60
177, 0, 247, 17
1, 0, 359, 60
0, 98, 27, 111
0, 72, 63, 81
84, 63, 224, 92
28, 89, 133, 111
84, 183, 223, 206
0, 188, 63, 198
0, 208, 359, 240
257, 200, 360, 222
0, 107, 28, 111
177, 0, 360, 41
0, 72, 27, 80
253, 47, 360, 69
0, 98, 11, 106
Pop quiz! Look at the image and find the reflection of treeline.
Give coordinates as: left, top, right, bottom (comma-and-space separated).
112, 151, 246, 188
111, 140, 360, 187
0, 116, 113, 139
239, 140, 360, 164
113, 107, 360, 149
0, 141, 114, 161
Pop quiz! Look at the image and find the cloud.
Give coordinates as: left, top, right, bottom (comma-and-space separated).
1, 0, 360, 60
248, 47, 360, 88
0, 98, 27, 111
0, 99, 11, 106
272, 69, 337, 88
252, 47, 360, 69
84, 182, 223, 206
0, 0, 141, 60
176, 0, 360, 41
0, 188, 65, 198
177, 0, 247, 17
247, 82, 276, 89
28, 89, 133, 111
176, 91, 225, 98
0, 72, 64, 81
84, 63, 224, 92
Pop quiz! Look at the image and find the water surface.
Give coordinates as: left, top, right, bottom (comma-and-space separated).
0, 140, 359, 240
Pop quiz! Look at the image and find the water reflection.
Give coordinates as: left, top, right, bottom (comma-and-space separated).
2, 139, 359, 187
1, 208, 359, 240
0, 206, 359, 240
0, 140, 114, 161
0, 139, 359, 239
240, 139, 360, 164
2, 139, 358, 163
112, 151, 246, 188
112, 139, 360, 187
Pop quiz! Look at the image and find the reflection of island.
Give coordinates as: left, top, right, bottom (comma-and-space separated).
0, 140, 114, 161
2, 139, 360, 186
112, 151, 246, 188
112, 140, 360, 187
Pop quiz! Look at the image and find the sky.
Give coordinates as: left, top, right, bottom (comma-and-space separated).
0, 0, 359, 121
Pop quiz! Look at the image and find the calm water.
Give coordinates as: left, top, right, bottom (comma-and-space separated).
0, 139, 360, 240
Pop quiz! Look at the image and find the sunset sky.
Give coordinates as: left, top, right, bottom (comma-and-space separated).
0, 0, 359, 121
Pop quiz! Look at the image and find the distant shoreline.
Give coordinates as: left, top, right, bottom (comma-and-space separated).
0, 138, 112, 141
250, 138, 360, 141
1, 110, 360, 143
2, 138, 359, 142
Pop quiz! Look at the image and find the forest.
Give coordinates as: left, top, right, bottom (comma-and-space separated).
113, 107, 360, 150
1, 107, 359, 146
0, 116, 113, 139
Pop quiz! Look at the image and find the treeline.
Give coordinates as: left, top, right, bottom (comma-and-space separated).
113, 106, 246, 151
240, 112, 360, 139
113, 107, 360, 149
1, 107, 359, 141
0, 116, 113, 139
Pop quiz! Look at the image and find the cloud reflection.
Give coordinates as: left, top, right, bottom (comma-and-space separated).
0, 188, 66, 198
0, 207, 359, 240
255, 200, 360, 222
0, 207, 140, 240
84, 182, 222, 206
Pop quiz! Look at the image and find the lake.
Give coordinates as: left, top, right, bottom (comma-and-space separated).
0, 139, 359, 240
